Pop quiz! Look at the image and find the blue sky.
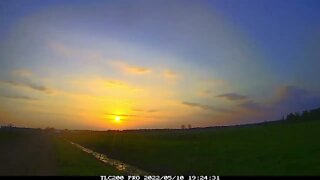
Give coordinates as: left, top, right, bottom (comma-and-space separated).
0, 0, 320, 130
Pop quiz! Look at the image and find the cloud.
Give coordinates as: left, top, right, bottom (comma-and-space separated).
132, 108, 158, 113
273, 86, 320, 112
201, 89, 213, 95
0, 79, 53, 94
216, 93, 247, 101
132, 108, 144, 112
163, 70, 178, 79
0, 69, 53, 94
221, 86, 320, 115
50, 42, 74, 57
197, 79, 228, 98
106, 113, 138, 117
182, 101, 213, 110
103, 79, 141, 91
197, 89, 215, 98
0, 94, 38, 101
106, 113, 159, 119
124, 65, 151, 74
111, 61, 152, 75
50, 42, 106, 63
105, 80, 129, 88
235, 86, 320, 121
182, 101, 230, 113
238, 100, 265, 111
11, 69, 33, 78
148, 109, 158, 113
275, 86, 308, 103
182, 86, 320, 125
202, 78, 227, 86
105, 113, 157, 119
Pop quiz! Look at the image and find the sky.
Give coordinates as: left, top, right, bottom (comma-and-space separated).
1, 0, 320, 130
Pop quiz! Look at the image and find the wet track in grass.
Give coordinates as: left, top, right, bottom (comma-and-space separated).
67, 139, 151, 175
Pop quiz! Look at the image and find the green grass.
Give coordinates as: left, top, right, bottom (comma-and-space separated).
61, 120, 320, 175
0, 130, 24, 141
53, 137, 123, 175
0, 129, 123, 175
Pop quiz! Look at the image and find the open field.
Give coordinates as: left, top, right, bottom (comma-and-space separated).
1, 119, 320, 176
0, 129, 121, 176
60, 120, 320, 176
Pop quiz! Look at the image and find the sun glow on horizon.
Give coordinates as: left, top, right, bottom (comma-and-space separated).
115, 116, 121, 123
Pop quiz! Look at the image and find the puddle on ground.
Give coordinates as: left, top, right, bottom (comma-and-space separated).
67, 140, 151, 175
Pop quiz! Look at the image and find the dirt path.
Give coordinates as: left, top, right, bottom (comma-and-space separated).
0, 130, 58, 175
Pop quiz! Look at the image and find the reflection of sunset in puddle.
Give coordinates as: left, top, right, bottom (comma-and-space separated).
67, 140, 150, 175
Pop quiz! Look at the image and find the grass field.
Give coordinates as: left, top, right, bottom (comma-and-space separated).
54, 137, 122, 175
0, 129, 122, 176
60, 120, 320, 176
1, 119, 320, 175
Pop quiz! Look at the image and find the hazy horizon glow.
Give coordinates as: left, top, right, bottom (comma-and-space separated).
1, 0, 320, 130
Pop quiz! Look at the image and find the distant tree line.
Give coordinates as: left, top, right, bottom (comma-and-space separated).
285, 107, 320, 121
1, 123, 14, 128
181, 124, 192, 129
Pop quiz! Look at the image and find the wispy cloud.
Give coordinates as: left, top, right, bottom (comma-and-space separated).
50, 42, 74, 57
163, 70, 178, 80
274, 86, 308, 103
197, 78, 228, 97
234, 85, 320, 120
106, 113, 139, 117
11, 69, 33, 78
0, 94, 38, 101
273, 86, 320, 112
148, 109, 158, 113
1, 80, 52, 94
202, 78, 227, 86
111, 61, 152, 75
0, 69, 53, 94
105, 80, 129, 88
103, 79, 141, 91
132, 108, 158, 113
105, 112, 159, 118
124, 65, 151, 74
216, 93, 247, 101
50, 42, 106, 63
201, 89, 213, 96
182, 101, 230, 113
238, 100, 264, 111
105, 113, 157, 119
182, 101, 213, 110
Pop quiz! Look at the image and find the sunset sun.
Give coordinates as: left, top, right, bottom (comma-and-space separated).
115, 116, 121, 123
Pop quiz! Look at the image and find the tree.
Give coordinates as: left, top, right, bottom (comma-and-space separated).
286, 113, 295, 121
302, 110, 310, 120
